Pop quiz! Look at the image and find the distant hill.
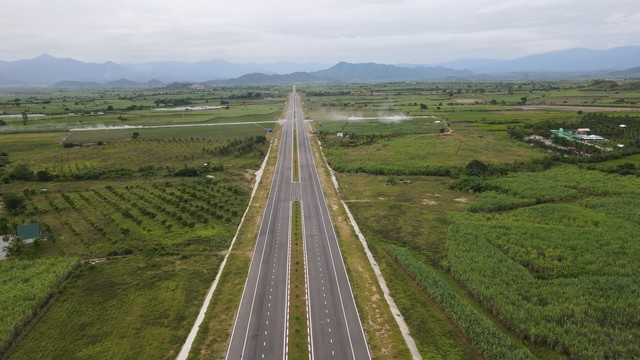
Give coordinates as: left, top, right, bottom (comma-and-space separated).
607, 66, 640, 79
0, 54, 153, 85
0, 55, 329, 86
212, 72, 326, 86
209, 62, 474, 85
2, 46, 640, 86
51, 79, 164, 89
439, 46, 640, 73
313, 62, 473, 82
124, 60, 330, 82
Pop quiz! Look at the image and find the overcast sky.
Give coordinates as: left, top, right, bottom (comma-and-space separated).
2, 0, 639, 64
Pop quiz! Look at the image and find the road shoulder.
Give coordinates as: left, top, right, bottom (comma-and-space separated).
305, 120, 414, 359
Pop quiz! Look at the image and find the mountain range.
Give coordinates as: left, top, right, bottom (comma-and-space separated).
438, 46, 640, 73
1, 46, 639, 87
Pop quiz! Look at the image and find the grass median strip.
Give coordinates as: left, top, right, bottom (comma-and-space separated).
293, 125, 300, 182
288, 200, 308, 359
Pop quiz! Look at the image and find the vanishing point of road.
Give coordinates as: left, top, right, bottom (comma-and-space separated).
226, 89, 371, 359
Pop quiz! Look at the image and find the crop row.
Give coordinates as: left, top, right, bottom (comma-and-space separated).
448, 167, 640, 358
389, 245, 533, 360
15, 180, 248, 255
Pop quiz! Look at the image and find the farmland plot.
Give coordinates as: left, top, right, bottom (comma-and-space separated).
0, 258, 78, 353
449, 167, 640, 358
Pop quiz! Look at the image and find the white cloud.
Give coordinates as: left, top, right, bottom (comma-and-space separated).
1, 0, 639, 63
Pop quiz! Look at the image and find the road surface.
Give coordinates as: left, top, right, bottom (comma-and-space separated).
226, 90, 370, 359
293, 93, 371, 360
226, 97, 294, 360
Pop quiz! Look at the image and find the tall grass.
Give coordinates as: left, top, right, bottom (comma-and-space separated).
389, 245, 534, 360
449, 166, 640, 358
0, 258, 78, 351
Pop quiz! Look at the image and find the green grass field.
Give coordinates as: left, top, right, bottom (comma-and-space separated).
337, 174, 483, 358
597, 153, 640, 169
317, 117, 445, 136
449, 167, 640, 358
7, 255, 222, 359
0, 87, 287, 134
322, 130, 543, 175
3, 81, 640, 359
0, 258, 78, 353
301, 82, 640, 359
0, 87, 278, 357
66, 124, 271, 143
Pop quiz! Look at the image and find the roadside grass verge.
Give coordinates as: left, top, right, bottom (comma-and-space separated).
308, 126, 412, 359
187, 123, 281, 359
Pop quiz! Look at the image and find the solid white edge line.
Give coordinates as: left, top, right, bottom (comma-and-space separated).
230, 101, 291, 359
176, 130, 274, 360
284, 104, 296, 360
304, 127, 358, 360
298, 93, 372, 359
296, 116, 315, 360
238, 102, 291, 359
313, 122, 422, 359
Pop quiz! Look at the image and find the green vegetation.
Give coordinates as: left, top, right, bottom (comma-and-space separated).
67, 124, 269, 144
317, 117, 445, 137
321, 131, 541, 176
0, 87, 287, 134
4, 80, 640, 359
0, 258, 78, 354
7, 255, 221, 359
293, 126, 299, 182
337, 174, 484, 358
303, 81, 640, 359
308, 135, 413, 358
389, 245, 533, 360
288, 201, 307, 359
0, 86, 280, 357
448, 167, 640, 359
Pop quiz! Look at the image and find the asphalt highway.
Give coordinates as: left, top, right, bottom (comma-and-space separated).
293, 93, 371, 360
226, 89, 370, 359
226, 96, 294, 360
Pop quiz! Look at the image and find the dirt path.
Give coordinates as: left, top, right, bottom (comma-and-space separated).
59, 133, 72, 145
